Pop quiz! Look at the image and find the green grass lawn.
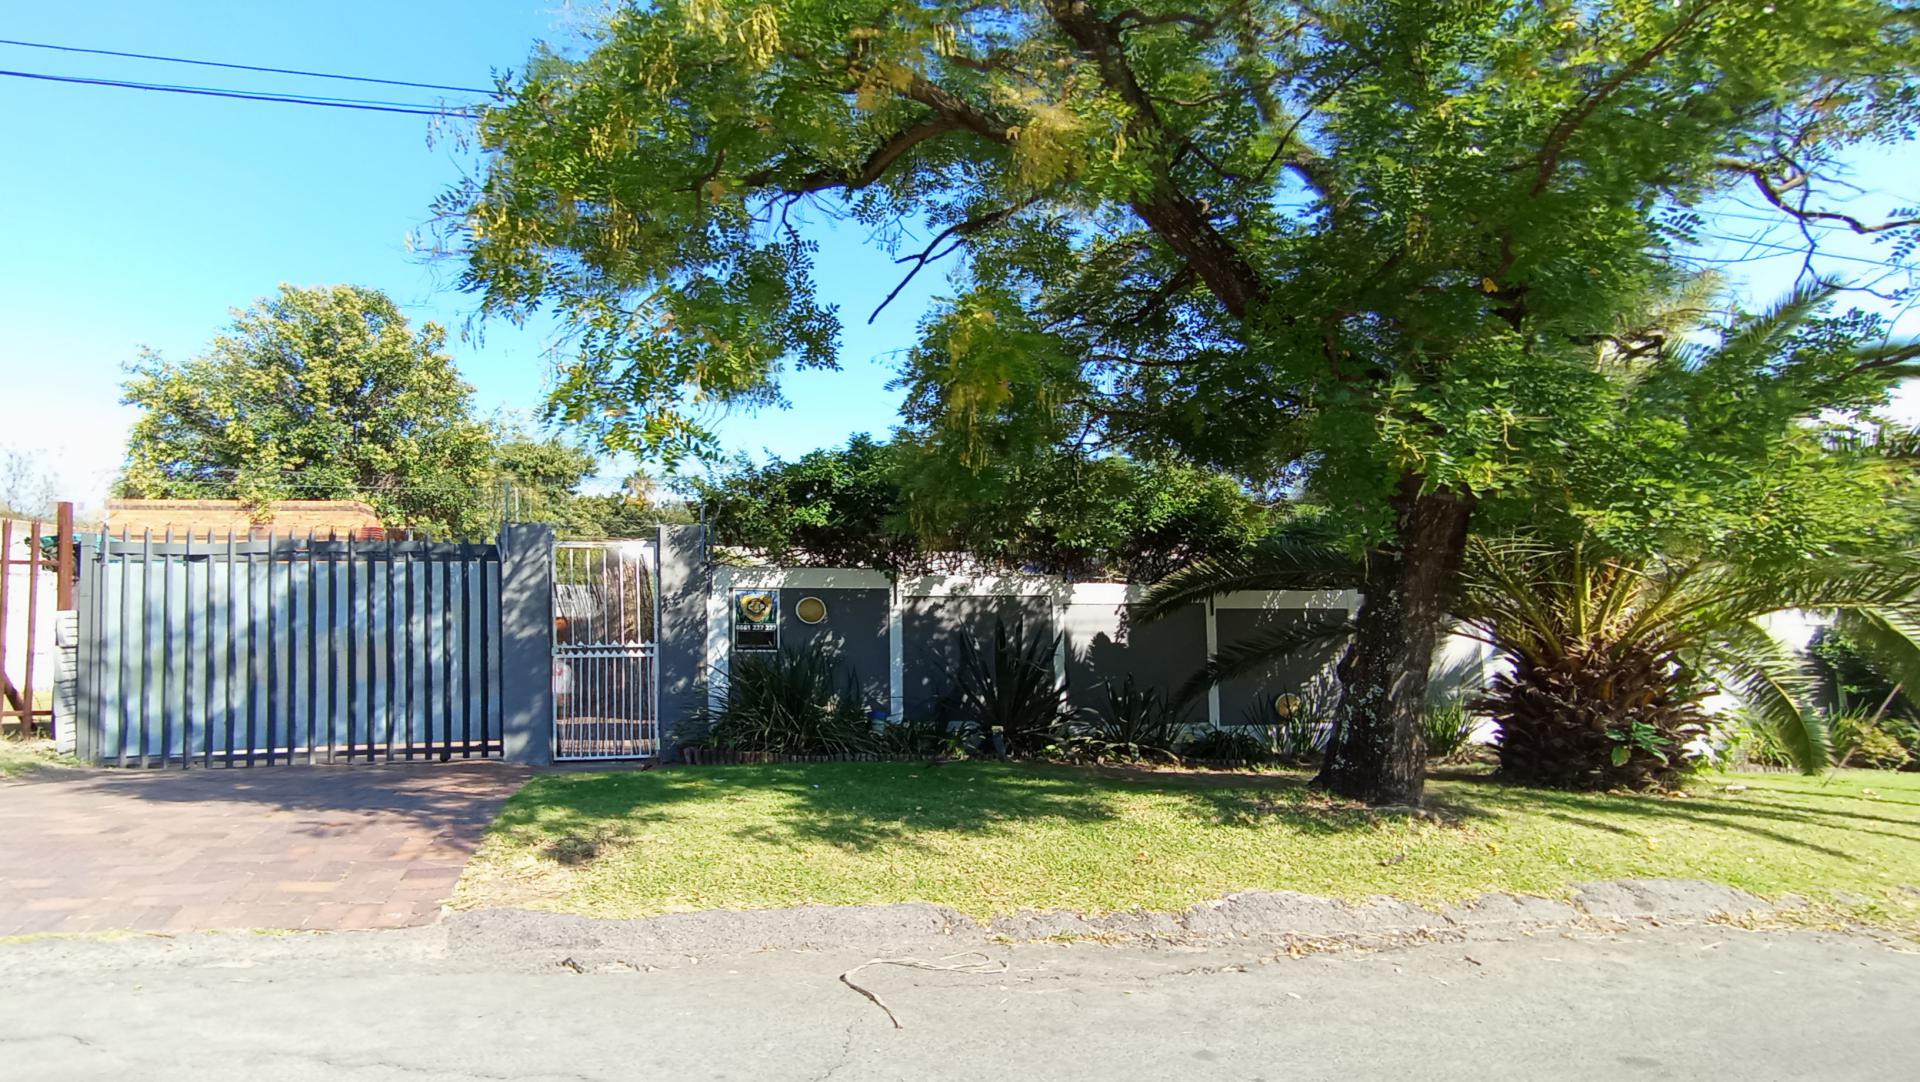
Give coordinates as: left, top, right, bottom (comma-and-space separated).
455, 761, 1920, 931
0, 738, 73, 779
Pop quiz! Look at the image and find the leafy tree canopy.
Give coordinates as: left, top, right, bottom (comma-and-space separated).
690, 433, 1280, 577
119, 285, 496, 536
496, 428, 698, 537
1478, 283, 1920, 567
448, 0, 1916, 519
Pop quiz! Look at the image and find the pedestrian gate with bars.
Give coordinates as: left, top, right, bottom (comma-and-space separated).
552, 541, 659, 760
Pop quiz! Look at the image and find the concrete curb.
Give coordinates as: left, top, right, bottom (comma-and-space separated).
440, 878, 1775, 967
0, 878, 1787, 978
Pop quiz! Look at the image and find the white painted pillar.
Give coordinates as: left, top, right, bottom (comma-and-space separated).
704, 567, 730, 713
1052, 583, 1069, 698
887, 577, 905, 722
1205, 598, 1221, 728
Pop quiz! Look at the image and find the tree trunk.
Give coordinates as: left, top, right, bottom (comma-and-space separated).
1315, 474, 1475, 806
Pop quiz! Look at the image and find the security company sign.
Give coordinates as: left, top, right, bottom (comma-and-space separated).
732, 589, 778, 651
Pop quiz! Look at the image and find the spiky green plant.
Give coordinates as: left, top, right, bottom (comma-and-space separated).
1068, 677, 1192, 762
699, 643, 874, 756
950, 617, 1068, 757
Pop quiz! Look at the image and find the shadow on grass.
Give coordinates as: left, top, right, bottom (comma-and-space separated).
489, 760, 1918, 868
1453, 782, 1920, 860
503, 761, 1491, 856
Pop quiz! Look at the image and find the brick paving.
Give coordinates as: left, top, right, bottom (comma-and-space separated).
0, 762, 529, 936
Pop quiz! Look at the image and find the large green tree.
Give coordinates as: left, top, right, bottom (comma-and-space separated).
446, 1, 1919, 802
119, 285, 495, 536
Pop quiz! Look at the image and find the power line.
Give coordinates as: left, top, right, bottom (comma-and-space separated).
0, 68, 476, 116
0, 36, 493, 95
1692, 232, 1914, 271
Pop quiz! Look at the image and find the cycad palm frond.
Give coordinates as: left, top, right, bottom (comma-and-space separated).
1830, 605, 1920, 692
1172, 617, 1355, 705
1136, 531, 1360, 624
1683, 281, 1838, 375
1699, 620, 1829, 773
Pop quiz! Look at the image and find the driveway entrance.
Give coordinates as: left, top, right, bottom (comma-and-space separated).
0, 762, 526, 936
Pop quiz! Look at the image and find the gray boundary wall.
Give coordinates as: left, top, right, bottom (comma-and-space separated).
697, 568, 1383, 735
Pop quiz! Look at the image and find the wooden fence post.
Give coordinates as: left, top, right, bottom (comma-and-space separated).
55, 501, 74, 610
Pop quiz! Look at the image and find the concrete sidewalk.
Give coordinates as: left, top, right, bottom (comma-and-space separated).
0, 918, 1913, 1081
0, 762, 527, 935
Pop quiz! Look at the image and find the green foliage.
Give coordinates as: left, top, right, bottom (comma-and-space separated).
696, 643, 875, 756
447, 0, 1920, 801
1828, 711, 1913, 771
495, 431, 694, 539
117, 285, 495, 536
693, 435, 1276, 576
950, 618, 1069, 757
448, 0, 1920, 521
1810, 627, 1913, 722
692, 434, 917, 569
870, 716, 959, 757
1059, 678, 1192, 762
1271, 709, 1333, 765
1461, 538, 1920, 784
895, 441, 1278, 580
1178, 727, 1280, 765
1491, 285, 1920, 564
1423, 702, 1480, 763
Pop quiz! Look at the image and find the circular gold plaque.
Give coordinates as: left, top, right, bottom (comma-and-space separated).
795, 596, 828, 624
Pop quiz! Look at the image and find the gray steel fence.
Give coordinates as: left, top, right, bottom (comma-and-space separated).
76, 531, 502, 767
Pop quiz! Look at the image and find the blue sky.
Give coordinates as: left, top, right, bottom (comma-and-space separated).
1, 2, 1913, 510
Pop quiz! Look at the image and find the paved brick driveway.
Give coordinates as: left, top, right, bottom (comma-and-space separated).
0, 762, 529, 936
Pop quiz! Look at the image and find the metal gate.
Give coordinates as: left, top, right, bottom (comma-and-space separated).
552, 541, 659, 760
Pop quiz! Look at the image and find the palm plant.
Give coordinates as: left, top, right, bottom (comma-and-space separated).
949, 617, 1069, 757
699, 643, 874, 756
1457, 539, 1920, 785
1136, 527, 1364, 702
1141, 285, 1920, 787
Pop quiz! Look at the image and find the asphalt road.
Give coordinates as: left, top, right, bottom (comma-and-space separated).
2, 920, 1915, 1081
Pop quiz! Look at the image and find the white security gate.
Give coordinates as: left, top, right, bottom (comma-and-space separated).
552, 541, 659, 760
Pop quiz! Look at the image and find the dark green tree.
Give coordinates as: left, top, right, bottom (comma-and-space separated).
691, 434, 1276, 575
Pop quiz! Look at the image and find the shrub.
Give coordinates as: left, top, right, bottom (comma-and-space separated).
1059, 678, 1192, 762
699, 643, 874, 755
1423, 701, 1480, 762
1179, 727, 1278, 764
1830, 711, 1913, 771
1268, 699, 1332, 764
871, 716, 961, 757
950, 617, 1069, 756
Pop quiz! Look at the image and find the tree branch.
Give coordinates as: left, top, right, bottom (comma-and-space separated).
1723, 159, 1920, 235
869, 198, 1038, 323
746, 114, 964, 194
1530, 0, 1723, 196
1042, 0, 1268, 320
